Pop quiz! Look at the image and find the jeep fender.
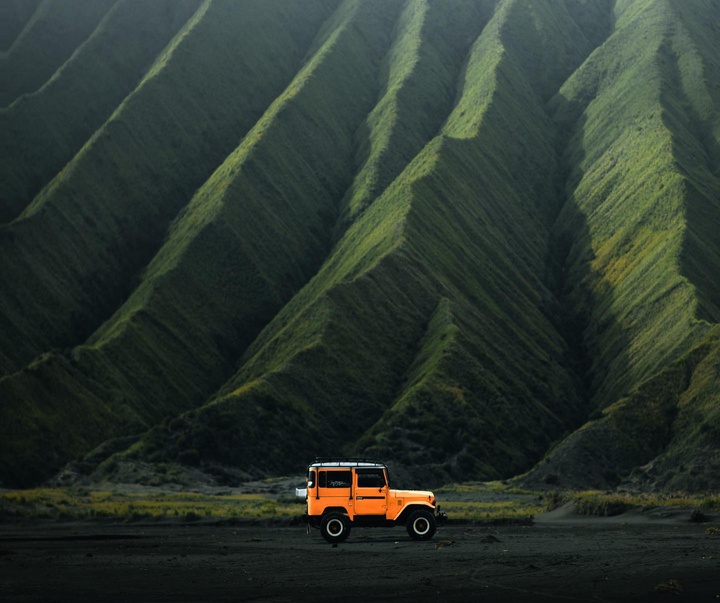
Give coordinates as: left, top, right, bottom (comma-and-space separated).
306, 506, 349, 529
321, 506, 350, 516
395, 503, 436, 525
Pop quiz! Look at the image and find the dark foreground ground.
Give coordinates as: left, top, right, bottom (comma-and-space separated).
1, 514, 719, 603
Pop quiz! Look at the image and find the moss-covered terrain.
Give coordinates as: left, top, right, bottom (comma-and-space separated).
0, 480, 543, 524
1, 0, 718, 491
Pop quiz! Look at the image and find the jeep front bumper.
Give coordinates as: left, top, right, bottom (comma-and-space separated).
435, 506, 448, 525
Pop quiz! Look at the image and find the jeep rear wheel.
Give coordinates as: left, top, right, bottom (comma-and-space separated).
320, 512, 350, 543
406, 509, 436, 541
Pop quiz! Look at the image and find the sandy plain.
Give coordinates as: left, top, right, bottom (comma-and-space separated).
1, 509, 719, 602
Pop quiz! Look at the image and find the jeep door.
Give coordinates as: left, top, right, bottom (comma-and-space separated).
354, 468, 388, 515
317, 469, 352, 506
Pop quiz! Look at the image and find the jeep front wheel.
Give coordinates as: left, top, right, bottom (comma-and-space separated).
406, 509, 436, 540
320, 512, 350, 543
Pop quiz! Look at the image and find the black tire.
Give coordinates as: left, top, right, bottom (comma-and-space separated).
320, 512, 350, 543
406, 509, 437, 541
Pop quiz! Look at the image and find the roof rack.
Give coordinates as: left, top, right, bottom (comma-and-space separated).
310, 457, 386, 467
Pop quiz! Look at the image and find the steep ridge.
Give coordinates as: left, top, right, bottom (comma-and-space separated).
1, 0, 718, 490
0, 0, 42, 52
336, 0, 494, 230
75, 0, 418, 482
643, 327, 720, 491
0, 0, 341, 486
104, 0, 617, 485
523, 329, 720, 490
523, 0, 720, 490
0, 0, 117, 107
551, 0, 719, 410
73, 0, 403, 444
665, 0, 720, 321
0, 0, 336, 376
0, 352, 129, 489
356, 0, 615, 481
0, 0, 201, 224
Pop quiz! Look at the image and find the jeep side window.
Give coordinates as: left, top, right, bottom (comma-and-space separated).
319, 471, 327, 488
326, 470, 351, 488
357, 469, 386, 488
307, 469, 316, 488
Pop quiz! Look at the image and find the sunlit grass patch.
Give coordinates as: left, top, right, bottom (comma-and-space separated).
435, 481, 543, 522
546, 490, 720, 516
0, 481, 547, 524
0, 488, 302, 522
441, 500, 541, 523
437, 481, 536, 496
436, 482, 488, 495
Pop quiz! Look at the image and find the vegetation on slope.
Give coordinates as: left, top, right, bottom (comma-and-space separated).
523, 0, 720, 491
0, 0, 341, 486
552, 0, 720, 411
0, 353, 133, 488
0, 0, 42, 52
646, 327, 720, 491
663, 0, 720, 322
0, 0, 201, 223
1, 0, 718, 491
77, 0, 404, 456
105, 0, 626, 486
0, 0, 117, 107
0, 0, 336, 376
356, 0, 616, 481
336, 0, 494, 230
523, 327, 720, 491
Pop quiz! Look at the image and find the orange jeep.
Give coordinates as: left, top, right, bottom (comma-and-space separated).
301, 458, 447, 543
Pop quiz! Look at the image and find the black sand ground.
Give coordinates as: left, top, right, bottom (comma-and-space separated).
1, 514, 719, 602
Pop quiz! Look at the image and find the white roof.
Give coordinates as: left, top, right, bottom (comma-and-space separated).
309, 459, 386, 469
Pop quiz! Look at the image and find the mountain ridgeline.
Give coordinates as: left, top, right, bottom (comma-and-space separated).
1, 0, 718, 491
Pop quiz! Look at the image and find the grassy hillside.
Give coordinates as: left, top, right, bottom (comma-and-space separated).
345, 0, 616, 479
0, 0, 340, 486
552, 0, 720, 410
523, 0, 720, 490
666, 0, 720, 321
0, 0, 336, 376
1, 0, 718, 490
648, 328, 720, 491
522, 328, 720, 490
75, 0, 403, 450
102, 0, 622, 485
0, 353, 134, 488
0, 0, 117, 107
336, 0, 493, 230
0, 0, 201, 223
0, 0, 42, 52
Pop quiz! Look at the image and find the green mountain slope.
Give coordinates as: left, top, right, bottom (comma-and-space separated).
0, 0, 336, 377
83, 0, 405, 408
524, 0, 720, 489
0, 0, 201, 224
102, 0, 615, 484
0, 0, 117, 107
336, 0, 494, 230
523, 328, 720, 491
552, 0, 720, 411
0, 0, 42, 52
1, 0, 718, 490
0, 0, 340, 486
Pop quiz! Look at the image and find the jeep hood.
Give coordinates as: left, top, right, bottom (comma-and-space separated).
390, 489, 434, 501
